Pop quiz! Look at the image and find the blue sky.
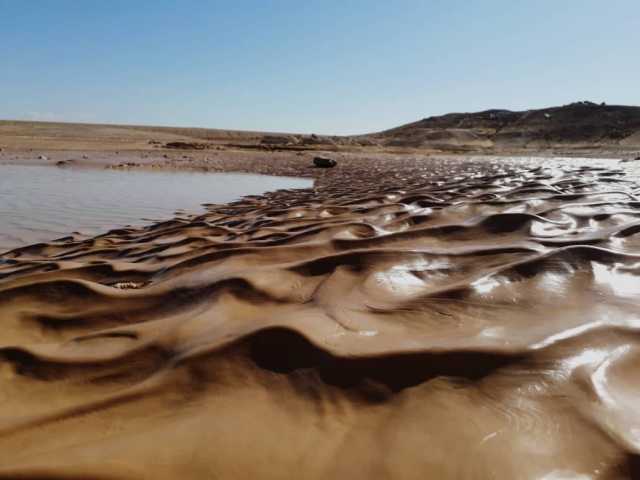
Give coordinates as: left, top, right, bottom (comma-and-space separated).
1, 0, 638, 134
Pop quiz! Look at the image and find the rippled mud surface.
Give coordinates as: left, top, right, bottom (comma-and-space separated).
1, 157, 640, 479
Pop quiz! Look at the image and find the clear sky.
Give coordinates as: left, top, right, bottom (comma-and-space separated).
1, 0, 639, 134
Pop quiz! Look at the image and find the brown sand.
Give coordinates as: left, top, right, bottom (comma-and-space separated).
1, 152, 640, 478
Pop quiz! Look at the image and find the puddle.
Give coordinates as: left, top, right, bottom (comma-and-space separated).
0, 165, 313, 251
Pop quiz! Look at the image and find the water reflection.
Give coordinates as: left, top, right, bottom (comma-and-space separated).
0, 165, 313, 251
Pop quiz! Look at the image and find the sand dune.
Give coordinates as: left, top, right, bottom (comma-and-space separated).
0, 157, 639, 478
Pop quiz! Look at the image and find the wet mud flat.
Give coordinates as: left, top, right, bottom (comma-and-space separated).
0, 156, 640, 479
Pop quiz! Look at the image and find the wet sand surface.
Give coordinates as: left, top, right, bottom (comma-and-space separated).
1, 156, 640, 479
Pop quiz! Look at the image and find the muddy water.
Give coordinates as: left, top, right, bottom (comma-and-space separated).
0, 165, 313, 252
0, 157, 640, 479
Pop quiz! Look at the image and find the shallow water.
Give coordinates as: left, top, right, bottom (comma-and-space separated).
0, 165, 312, 252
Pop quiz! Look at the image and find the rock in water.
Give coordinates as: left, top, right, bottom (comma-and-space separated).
56, 160, 74, 167
313, 156, 337, 168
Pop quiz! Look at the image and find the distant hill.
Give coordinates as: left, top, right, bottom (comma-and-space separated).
2, 102, 640, 154
363, 102, 640, 152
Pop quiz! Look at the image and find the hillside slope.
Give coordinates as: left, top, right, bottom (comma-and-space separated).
366, 102, 640, 152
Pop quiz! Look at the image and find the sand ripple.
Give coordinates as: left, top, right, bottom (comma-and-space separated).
1, 158, 640, 478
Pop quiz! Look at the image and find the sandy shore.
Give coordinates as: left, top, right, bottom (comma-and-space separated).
1, 142, 640, 478
0, 118, 635, 183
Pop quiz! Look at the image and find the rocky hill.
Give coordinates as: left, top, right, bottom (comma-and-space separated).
364, 102, 640, 152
